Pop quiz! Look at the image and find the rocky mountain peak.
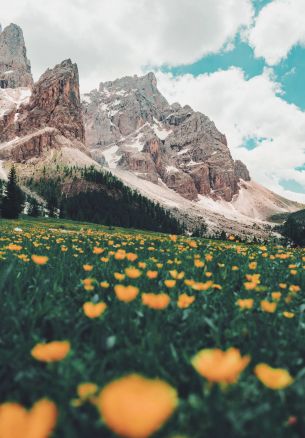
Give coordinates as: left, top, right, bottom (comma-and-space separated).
17, 59, 85, 142
0, 23, 33, 88
83, 72, 251, 202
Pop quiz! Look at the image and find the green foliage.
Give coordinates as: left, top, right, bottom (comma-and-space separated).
26, 167, 184, 234
1, 166, 25, 219
282, 209, 305, 245
27, 197, 41, 217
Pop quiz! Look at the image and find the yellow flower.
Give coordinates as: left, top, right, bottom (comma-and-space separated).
260, 300, 277, 313
177, 294, 195, 309
100, 281, 110, 288
114, 285, 139, 302
83, 264, 93, 272
83, 302, 107, 318
283, 311, 295, 318
31, 341, 71, 362
236, 298, 254, 310
191, 281, 213, 291
271, 292, 282, 301
142, 293, 170, 310
232, 266, 239, 271
254, 363, 293, 389
82, 278, 95, 291
77, 382, 98, 400
248, 262, 257, 270
96, 374, 178, 438
7, 243, 22, 251
169, 270, 185, 280
289, 285, 300, 294
146, 271, 158, 279
191, 348, 250, 384
0, 399, 57, 438
125, 267, 142, 279
164, 280, 176, 288
93, 247, 104, 254
126, 253, 138, 262
114, 272, 125, 281
31, 255, 49, 265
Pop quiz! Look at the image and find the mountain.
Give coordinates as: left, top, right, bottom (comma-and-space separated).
82, 73, 303, 235
82, 72, 250, 202
0, 23, 33, 89
0, 23, 303, 238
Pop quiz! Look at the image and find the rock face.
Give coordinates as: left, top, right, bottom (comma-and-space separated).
83, 73, 250, 201
17, 59, 85, 142
0, 57, 89, 166
0, 23, 33, 89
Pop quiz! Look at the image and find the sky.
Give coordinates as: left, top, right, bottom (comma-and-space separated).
2, 0, 305, 201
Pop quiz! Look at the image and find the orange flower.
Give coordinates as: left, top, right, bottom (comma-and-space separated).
255, 363, 293, 389
146, 271, 158, 279
236, 298, 254, 310
283, 311, 295, 318
114, 285, 139, 302
125, 267, 142, 279
31, 341, 71, 362
191, 281, 213, 291
169, 270, 185, 280
83, 302, 107, 318
77, 382, 99, 400
289, 285, 300, 294
248, 262, 257, 270
194, 259, 204, 268
31, 255, 49, 265
96, 374, 178, 438
7, 243, 22, 251
0, 399, 57, 438
164, 280, 176, 288
271, 292, 282, 301
114, 272, 125, 281
93, 247, 104, 254
142, 293, 170, 310
82, 278, 95, 291
177, 294, 195, 309
126, 253, 138, 262
191, 348, 250, 384
260, 300, 277, 313
83, 264, 93, 272
100, 281, 110, 288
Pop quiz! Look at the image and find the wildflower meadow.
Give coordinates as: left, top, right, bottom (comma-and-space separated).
1, 218, 305, 437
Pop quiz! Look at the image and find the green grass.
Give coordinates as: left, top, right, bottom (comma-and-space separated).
1, 217, 305, 437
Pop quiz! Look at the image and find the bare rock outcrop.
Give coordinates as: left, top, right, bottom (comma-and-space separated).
17, 59, 85, 142
0, 23, 33, 89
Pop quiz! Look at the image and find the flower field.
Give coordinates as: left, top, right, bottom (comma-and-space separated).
1, 218, 305, 437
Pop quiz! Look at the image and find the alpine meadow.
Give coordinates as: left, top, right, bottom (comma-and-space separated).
2, 1, 305, 437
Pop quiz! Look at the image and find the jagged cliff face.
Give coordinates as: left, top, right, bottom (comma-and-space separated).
0, 23, 33, 89
82, 73, 251, 201
0, 58, 91, 167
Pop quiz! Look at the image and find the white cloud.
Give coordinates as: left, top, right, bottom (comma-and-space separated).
1, 0, 253, 90
247, 0, 305, 65
157, 68, 305, 202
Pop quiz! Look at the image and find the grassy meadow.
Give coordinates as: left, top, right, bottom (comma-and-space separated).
1, 217, 305, 437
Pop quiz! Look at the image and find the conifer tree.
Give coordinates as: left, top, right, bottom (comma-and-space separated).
1, 166, 24, 219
